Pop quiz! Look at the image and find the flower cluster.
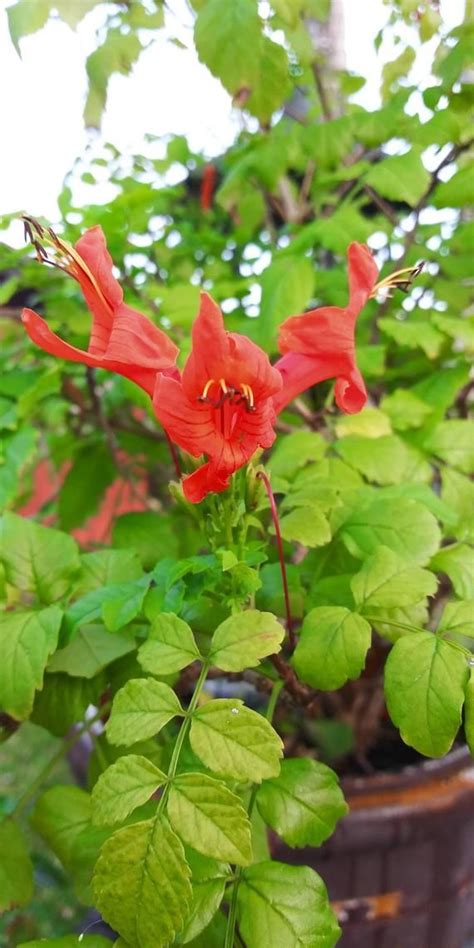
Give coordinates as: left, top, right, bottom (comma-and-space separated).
21, 221, 417, 503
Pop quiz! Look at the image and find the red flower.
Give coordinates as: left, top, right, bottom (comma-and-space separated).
153, 293, 282, 503
21, 221, 178, 396
200, 163, 217, 213
273, 242, 378, 415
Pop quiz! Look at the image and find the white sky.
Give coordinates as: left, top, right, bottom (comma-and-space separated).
0, 0, 465, 239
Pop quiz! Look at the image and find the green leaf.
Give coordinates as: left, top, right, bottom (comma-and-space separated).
0, 606, 62, 719
430, 543, 474, 599
379, 318, 445, 359
106, 679, 184, 746
246, 37, 291, 123
209, 610, 284, 671
30, 786, 91, 870
84, 29, 142, 128
59, 442, 116, 530
180, 851, 229, 943
31, 672, 103, 737
92, 816, 192, 947
0, 512, 80, 603
384, 632, 468, 756
91, 755, 167, 826
237, 861, 340, 948
74, 549, 143, 596
380, 389, 433, 431
0, 819, 34, 911
269, 431, 327, 481
424, 420, 474, 474
101, 581, 148, 633
194, 0, 262, 95
338, 497, 441, 565
6, 0, 50, 55
258, 255, 314, 350
293, 606, 371, 690
465, 669, 474, 756
381, 46, 416, 100
278, 506, 332, 548
112, 511, 179, 570
442, 468, 474, 542
364, 148, 430, 207
190, 699, 283, 782
256, 758, 347, 848
138, 613, 201, 676
335, 434, 431, 485
433, 165, 474, 208
168, 773, 252, 866
334, 407, 391, 439
47, 625, 136, 679
438, 600, 474, 639
351, 546, 437, 610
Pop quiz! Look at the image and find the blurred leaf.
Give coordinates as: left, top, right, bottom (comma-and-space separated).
84, 29, 143, 128
258, 255, 314, 350
0, 819, 33, 911
0, 606, 62, 719
59, 442, 116, 531
0, 512, 80, 603
194, 0, 262, 95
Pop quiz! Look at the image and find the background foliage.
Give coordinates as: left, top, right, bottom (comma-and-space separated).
0, 0, 473, 945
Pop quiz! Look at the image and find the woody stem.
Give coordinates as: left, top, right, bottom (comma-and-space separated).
257, 470, 295, 651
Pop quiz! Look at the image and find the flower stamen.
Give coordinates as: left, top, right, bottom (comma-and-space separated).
22, 215, 114, 316
370, 261, 425, 298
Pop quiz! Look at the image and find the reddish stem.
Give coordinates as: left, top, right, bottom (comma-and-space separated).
257, 470, 295, 651
164, 430, 182, 480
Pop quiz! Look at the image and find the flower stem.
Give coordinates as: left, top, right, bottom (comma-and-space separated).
257, 470, 295, 650
224, 680, 282, 948
157, 661, 209, 815
164, 430, 182, 480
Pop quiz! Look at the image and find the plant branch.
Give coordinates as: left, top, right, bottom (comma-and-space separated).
257, 470, 295, 650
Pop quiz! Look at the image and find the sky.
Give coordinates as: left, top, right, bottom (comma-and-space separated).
0, 0, 465, 242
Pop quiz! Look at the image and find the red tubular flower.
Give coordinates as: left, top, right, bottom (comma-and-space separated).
153, 293, 282, 503
273, 242, 378, 415
200, 163, 217, 213
21, 219, 178, 396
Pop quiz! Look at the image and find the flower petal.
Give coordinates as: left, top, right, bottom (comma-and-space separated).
22, 308, 101, 368
182, 462, 230, 503
74, 226, 122, 356
104, 303, 178, 372
347, 242, 378, 316
182, 292, 282, 401
22, 308, 174, 397
153, 374, 220, 458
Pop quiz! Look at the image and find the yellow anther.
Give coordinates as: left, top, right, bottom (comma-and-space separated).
241, 383, 255, 408
201, 379, 216, 399
219, 378, 228, 394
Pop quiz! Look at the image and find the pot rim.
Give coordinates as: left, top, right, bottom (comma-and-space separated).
341, 743, 472, 799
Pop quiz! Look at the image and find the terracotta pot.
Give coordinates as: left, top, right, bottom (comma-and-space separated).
271, 746, 474, 948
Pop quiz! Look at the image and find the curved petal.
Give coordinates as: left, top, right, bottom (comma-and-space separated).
73, 227, 123, 356
334, 364, 367, 414
104, 303, 178, 371
153, 374, 220, 458
182, 462, 230, 504
278, 306, 354, 358
22, 308, 172, 397
22, 308, 101, 368
182, 292, 282, 402
347, 242, 378, 316
273, 350, 367, 415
